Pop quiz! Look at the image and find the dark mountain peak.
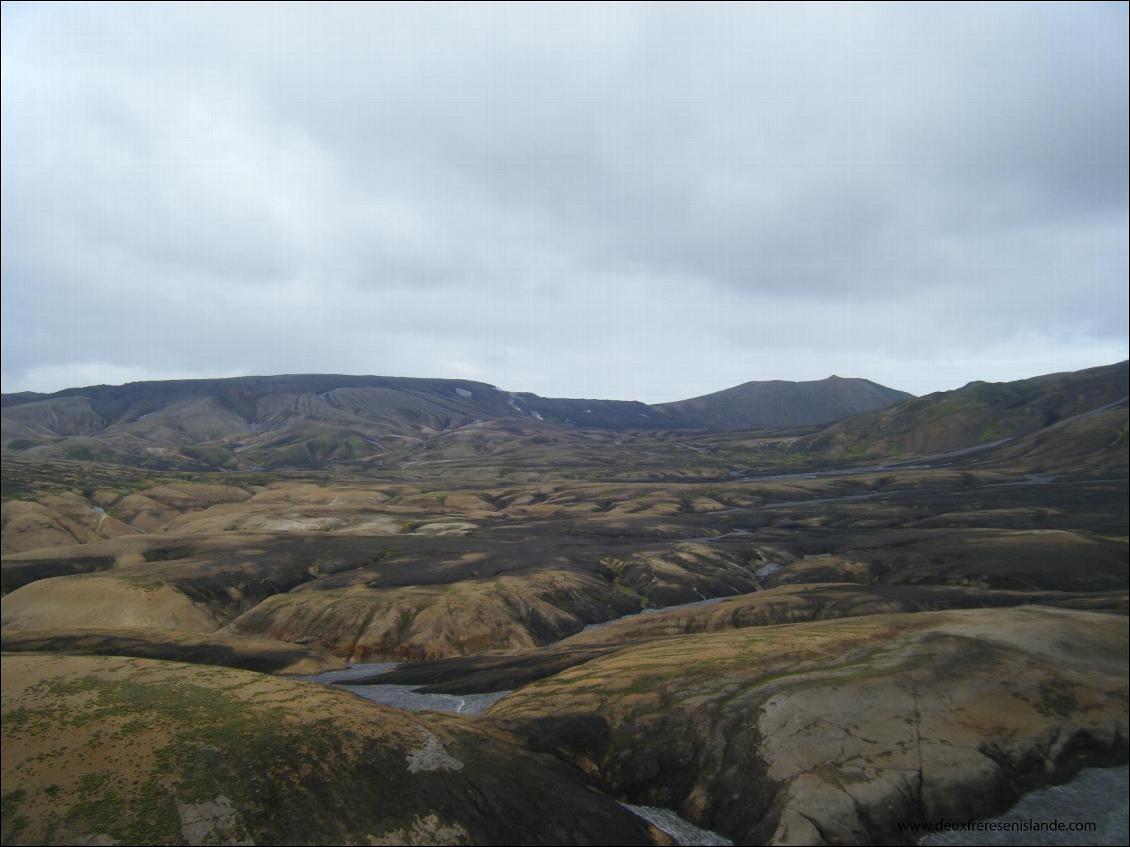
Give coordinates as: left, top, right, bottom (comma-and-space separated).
653, 374, 912, 431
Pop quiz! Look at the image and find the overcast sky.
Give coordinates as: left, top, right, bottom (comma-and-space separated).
2, 2, 1127, 402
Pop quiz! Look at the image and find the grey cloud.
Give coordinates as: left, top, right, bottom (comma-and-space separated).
2, 2, 1126, 401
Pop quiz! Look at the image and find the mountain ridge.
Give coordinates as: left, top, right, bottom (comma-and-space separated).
5, 362, 1126, 472
1, 371, 912, 469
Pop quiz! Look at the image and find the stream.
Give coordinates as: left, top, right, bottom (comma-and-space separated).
919, 765, 1128, 846
298, 658, 1126, 847
622, 804, 732, 846
729, 437, 1014, 483
627, 764, 1130, 847
300, 662, 510, 715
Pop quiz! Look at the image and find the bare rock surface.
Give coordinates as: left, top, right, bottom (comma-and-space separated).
919, 765, 1128, 846
489, 606, 1129, 845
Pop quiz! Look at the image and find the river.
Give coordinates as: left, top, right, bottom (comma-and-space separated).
919, 765, 1128, 846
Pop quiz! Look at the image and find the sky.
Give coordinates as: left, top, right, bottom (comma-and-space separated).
2, 2, 1127, 403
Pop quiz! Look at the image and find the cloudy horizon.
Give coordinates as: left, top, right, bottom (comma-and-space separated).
3, 2, 1127, 403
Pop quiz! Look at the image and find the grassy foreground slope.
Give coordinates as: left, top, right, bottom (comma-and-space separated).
0, 653, 658, 846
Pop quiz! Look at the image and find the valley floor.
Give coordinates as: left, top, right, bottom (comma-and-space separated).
2, 416, 1127, 845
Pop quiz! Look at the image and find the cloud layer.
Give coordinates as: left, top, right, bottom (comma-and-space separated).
3, 3, 1127, 401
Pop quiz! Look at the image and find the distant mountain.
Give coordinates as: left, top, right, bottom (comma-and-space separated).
0, 375, 637, 469
1, 371, 911, 469
652, 376, 912, 430
807, 360, 1129, 460
2, 364, 1126, 473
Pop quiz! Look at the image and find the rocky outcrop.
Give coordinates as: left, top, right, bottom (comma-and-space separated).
488, 606, 1129, 845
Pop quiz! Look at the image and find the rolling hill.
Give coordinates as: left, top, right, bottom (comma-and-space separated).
1, 371, 911, 469
805, 360, 1129, 461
